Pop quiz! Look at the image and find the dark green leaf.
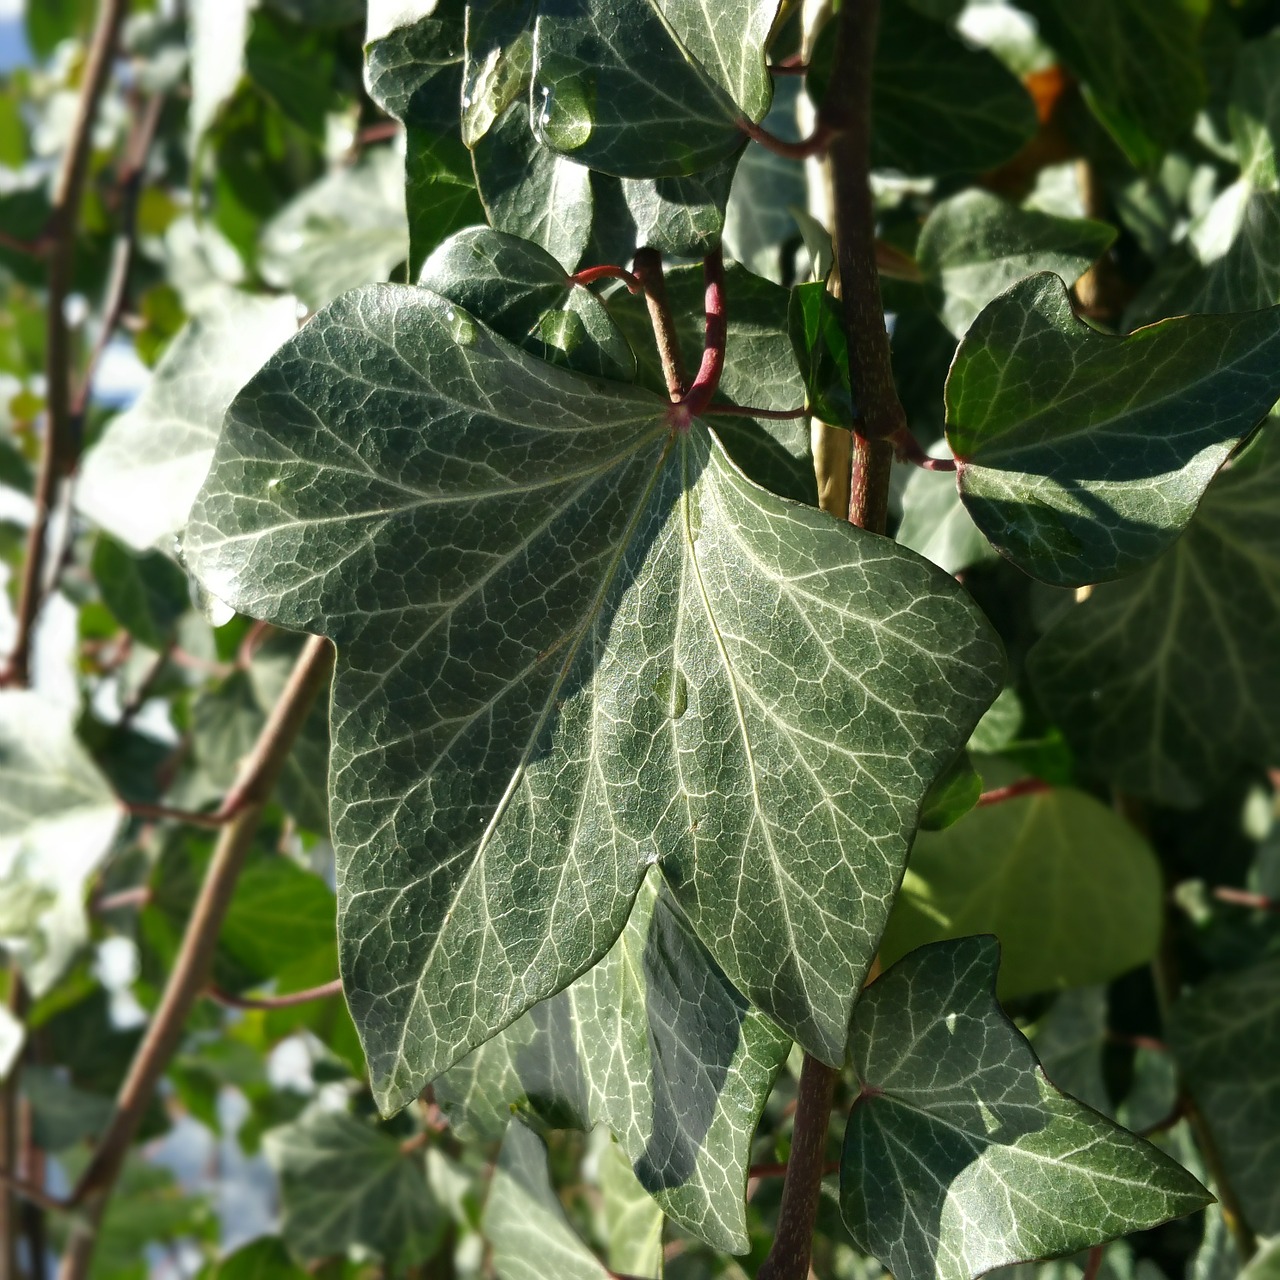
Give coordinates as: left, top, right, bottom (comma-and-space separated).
186, 282, 1003, 1104
1028, 425, 1280, 804
789, 281, 852, 427
437, 870, 789, 1253
947, 273, 1280, 587
840, 937, 1211, 1280
211, 1237, 310, 1280
882, 781, 1163, 998
917, 753, 982, 832
896, 466, 999, 576
91, 535, 190, 650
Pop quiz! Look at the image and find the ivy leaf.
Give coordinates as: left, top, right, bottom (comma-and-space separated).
76, 294, 299, 552
91, 535, 190, 650
1167, 955, 1280, 1235
896, 467, 998, 577
436, 869, 790, 1253
420, 226, 635, 381
881, 780, 1163, 999
1028, 426, 1280, 805
1019, 0, 1209, 170
211, 1236, 310, 1280
840, 937, 1211, 1280
530, 0, 774, 178
186, 282, 1004, 1106
189, 0, 252, 140
486, 1122, 612, 1280
789, 281, 852, 427
264, 1108, 446, 1266
918, 191, 1116, 338
599, 1137, 665, 1278
596, 160, 738, 261
946, 273, 1280, 588
462, 1, 534, 148
0, 1003, 22, 1082
0, 693, 123, 996
1231, 32, 1280, 193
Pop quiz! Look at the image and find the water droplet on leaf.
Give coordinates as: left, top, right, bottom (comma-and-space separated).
446, 309, 478, 347
534, 58, 594, 152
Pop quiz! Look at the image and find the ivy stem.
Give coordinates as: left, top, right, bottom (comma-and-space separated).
56, 635, 333, 1280
632, 248, 688, 400
702, 403, 809, 421
568, 264, 643, 294
122, 801, 228, 828
976, 777, 1052, 807
206, 979, 344, 1011
738, 114, 838, 159
671, 247, 727, 429
757, 1053, 839, 1280
1210, 886, 1280, 912
2, 0, 129, 690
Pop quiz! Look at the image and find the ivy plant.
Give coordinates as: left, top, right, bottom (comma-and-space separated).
2, 2, 1280, 1280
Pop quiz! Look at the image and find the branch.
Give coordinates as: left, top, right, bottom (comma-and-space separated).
976, 777, 1052, 807
738, 114, 838, 160
56, 635, 333, 1280
2, 0, 130, 690
631, 248, 687, 401
206, 979, 343, 1011
0, 1171, 71, 1217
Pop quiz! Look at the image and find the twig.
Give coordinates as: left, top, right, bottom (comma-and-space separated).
1211, 886, 1280, 913
976, 777, 1052, 807
206, 979, 343, 1011
1082, 1245, 1106, 1280
92, 886, 151, 914
701, 403, 809, 421
738, 115, 838, 160
0, 1170, 71, 1217
568, 264, 643, 294
670, 247, 727, 429
56, 635, 333, 1280
2, 0, 130, 689
123, 801, 227, 829
117, 639, 175, 729
631, 248, 687, 401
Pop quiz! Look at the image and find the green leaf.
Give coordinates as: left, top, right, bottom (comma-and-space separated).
186, 282, 1004, 1104
599, 160, 737, 261
896, 466, 998, 577
1242, 1240, 1280, 1280
76, 294, 299, 552
420, 226, 635, 380
918, 192, 1116, 339
0, 693, 123, 996
264, 1108, 446, 1265
789, 281, 852, 428
916, 753, 982, 833
1231, 32, 1280, 193
840, 937, 1211, 1280
91, 535, 190, 650
1168, 954, 1280, 1235
190, 0, 253, 139
1019, 0, 1209, 169
607, 261, 817, 506
530, 0, 774, 178
599, 1137, 664, 1279
22, 1065, 114, 1151
259, 147, 409, 309
211, 1237, 310, 1280
462, 1, 535, 148
1032, 987, 1112, 1118
946, 273, 1280, 588
486, 1122, 612, 1280
880, 781, 1163, 999
436, 869, 789, 1252
0, 1003, 22, 1082
1028, 426, 1280, 804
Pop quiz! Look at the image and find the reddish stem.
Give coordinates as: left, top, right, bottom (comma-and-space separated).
568, 264, 642, 294
769, 54, 810, 75
93, 886, 151, 914
206, 979, 343, 1011
670, 248, 727, 430
976, 777, 1052, 807
748, 1160, 839, 1180
893, 428, 957, 472
738, 115, 837, 160
702, 403, 809, 421
1212, 886, 1280, 913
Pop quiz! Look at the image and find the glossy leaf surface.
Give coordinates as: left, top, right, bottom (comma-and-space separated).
840, 937, 1210, 1280
947, 274, 1280, 587
186, 282, 1004, 1106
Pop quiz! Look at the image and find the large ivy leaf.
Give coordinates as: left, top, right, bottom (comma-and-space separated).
263, 1108, 446, 1266
436, 869, 789, 1252
0, 693, 124, 996
880, 780, 1163, 999
840, 937, 1211, 1280
1028, 426, 1280, 804
76, 294, 299, 552
420, 225, 635, 381
529, 0, 774, 178
917, 192, 1116, 339
946, 273, 1280, 588
486, 1122, 613, 1280
1167, 955, 1280, 1235
186, 282, 1004, 1106
1019, 0, 1208, 170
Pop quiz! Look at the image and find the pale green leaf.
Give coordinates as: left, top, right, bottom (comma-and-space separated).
1019, 0, 1209, 169
186, 283, 1004, 1105
420, 225, 635, 380
0, 1003, 22, 1082
599, 1137, 664, 1279
1231, 32, 1280, 192
1028, 426, 1280, 804
0, 693, 123, 996
841, 937, 1211, 1280
462, 2, 534, 148
264, 1108, 446, 1265
189, 0, 252, 139
486, 1122, 612, 1280
1168, 954, 1280, 1235
947, 273, 1280, 587
76, 293, 299, 552
918, 191, 1116, 338
436, 870, 789, 1253
1241, 1239, 1280, 1280
880, 782, 1162, 999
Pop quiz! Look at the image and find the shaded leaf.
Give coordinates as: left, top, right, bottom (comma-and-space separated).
947, 273, 1280, 587
896, 466, 998, 577
0, 693, 123, 996
91, 535, 190, 650
437, 870, 789, 1253
186, 282, 1004, 1104
599, 1137, 664, 1279
1028, 426, 1280, 804
918, 191, 1116, 339
916, 753, 982, 833
211, 1237, 310, 1280
1168, 954, 1280, 1235
881, 781, 1163, 999
77, 294, 299, 552
264, 1108, 446, 1265
789, 281, 852, 428
840, 937, 1211, 1280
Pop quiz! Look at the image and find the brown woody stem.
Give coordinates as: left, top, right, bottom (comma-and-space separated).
632, 248, 688, 401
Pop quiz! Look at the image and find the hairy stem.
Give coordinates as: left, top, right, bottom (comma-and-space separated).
57, 635, 333, 1280
632, 248, 687, 400
3, 0, 129, 688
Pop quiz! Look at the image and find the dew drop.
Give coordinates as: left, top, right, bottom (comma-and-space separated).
533, 58, 594, 152
447, 308, 478, 347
